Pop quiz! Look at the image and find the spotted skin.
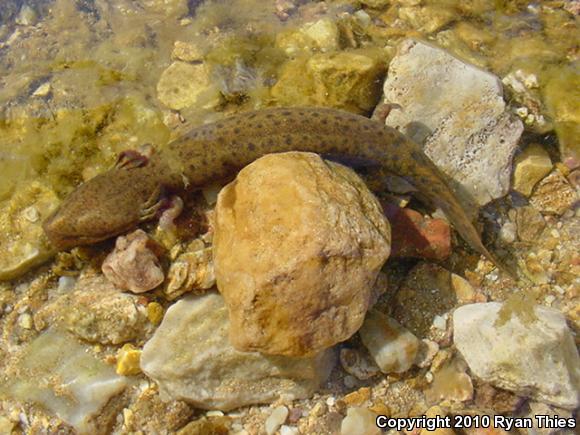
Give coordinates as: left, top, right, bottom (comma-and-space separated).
43, 107, 507, 274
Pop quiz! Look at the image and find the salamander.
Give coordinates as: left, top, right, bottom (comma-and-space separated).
43, 107, 509, 275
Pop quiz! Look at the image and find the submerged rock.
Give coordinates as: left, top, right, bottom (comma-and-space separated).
140, 293, 336, 411
157, 61, 217, 111
454, 302, 580, 409
213, 152, 390, 357
275, 17, 340, 55
382, 39, 523, 205
359, 309, 420, 374
543, 66, 580, 163
512, 144, 553, 196
2, 329, 128, 434
271, 51, 385, 114
0, 182, 59, 280
102, 229, 165, 293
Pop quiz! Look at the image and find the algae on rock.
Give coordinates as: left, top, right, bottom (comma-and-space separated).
0, 182, 59, 281
272, 51, 385, 114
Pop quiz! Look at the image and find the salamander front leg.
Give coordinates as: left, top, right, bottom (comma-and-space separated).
139, 185, 168, 223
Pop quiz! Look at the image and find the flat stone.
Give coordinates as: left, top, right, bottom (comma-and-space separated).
214, 152, 390, 357
512, 144, 553, 196
157, 61, 216, 111
34, 275, 150, 345
454, 302, 580, 409
2, 329, 128, 433
140, 293, 336, 411
383, 39, 523, 205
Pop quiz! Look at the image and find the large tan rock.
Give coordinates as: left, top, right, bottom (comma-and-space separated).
213, 152, 391, 357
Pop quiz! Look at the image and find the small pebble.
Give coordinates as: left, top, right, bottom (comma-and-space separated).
343, 375, 357, 388
22, 206, 40, 222
32, 82, 51, 97
17, 312, 33, 329
116, 344, 142, 376
265, 406, 289, 435
280, 425, 300, 435
57, 276, 76, 292
340, 407, 380, 435
432, 315, 447, 331
499, 221, 517, 243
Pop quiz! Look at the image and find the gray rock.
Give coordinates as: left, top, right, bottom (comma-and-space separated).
382, 39, 523, 205
453, 302, 580, 409
140, 293, 336, 411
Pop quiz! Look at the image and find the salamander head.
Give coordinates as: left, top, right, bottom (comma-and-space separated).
43, 169, 153, 250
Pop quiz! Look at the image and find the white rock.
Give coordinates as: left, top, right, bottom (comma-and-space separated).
359, 310, 420, 374
340, 407, 381, 435
140, 293, 336, 411
453, 302, 580, 409
280, 426, 300, 435
265, 406, 289, 435
383, 39, 523, 205
3, 329, 127, 434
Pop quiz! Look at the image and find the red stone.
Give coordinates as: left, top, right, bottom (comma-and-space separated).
382, 203, 451, 261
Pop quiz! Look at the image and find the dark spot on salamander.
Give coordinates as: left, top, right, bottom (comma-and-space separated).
282, 110, 291, 116
234, 128, 241, 134
248, 142, 256, 151
285, 136, 293, 145
248, 113, 257, 119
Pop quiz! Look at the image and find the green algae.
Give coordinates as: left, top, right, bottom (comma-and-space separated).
543, 66, 580, 162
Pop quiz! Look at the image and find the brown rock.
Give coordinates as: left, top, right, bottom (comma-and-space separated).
529, 170, 578, 215
383, 203, 451, 261
102, 229, 165, 293
511, 144, 552, 196
214, 152, 391, 357
515, 205, 546, 242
